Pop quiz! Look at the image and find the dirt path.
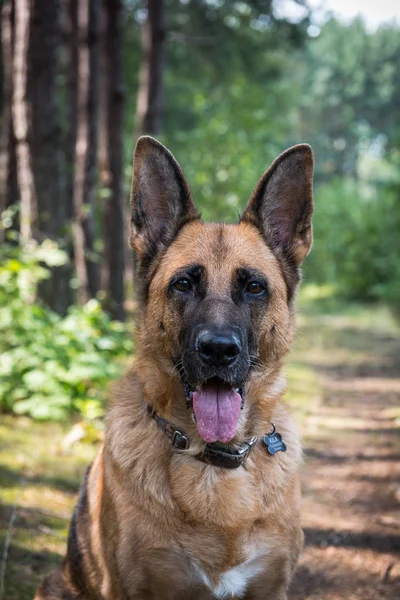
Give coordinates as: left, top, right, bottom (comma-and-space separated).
289, 310, 400, 599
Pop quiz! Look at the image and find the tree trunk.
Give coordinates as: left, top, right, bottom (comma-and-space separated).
72, 0, 90, 304
0, 1, 12, 217
97, 2, 108, 182
97, 3, 110, 293
29, 0, 71, 314
135, 0, 166, 136
0, 0, 18, 240
65, 0, 78, 237
104, 0, 125, 321
72, 0, 101, 304
12, 0, 34, 241
84, 0, 101, 297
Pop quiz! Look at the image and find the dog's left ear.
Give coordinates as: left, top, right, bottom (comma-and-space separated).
241, 144, 314, 266
130, 136, 200, 265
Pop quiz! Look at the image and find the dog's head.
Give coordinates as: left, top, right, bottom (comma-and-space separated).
130, 137, 313, 444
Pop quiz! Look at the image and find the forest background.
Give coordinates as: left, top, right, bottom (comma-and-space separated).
0, 0, 399, 422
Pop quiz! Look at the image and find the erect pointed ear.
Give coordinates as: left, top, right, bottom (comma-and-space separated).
240, 144, 314, 267
130, 136, 200, 267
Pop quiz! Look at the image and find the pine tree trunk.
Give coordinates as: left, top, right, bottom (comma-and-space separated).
65, 0, 78, 236
84, 0, 101, 297
104, 0, 125, 321
0, 0, 17, 239
72, 0, 100, 304
97, 3, 110, 293
135, 0, 166, 136
97, 2, 108, 181
71, 0, 88, 303
29, 0, 71, 314
12, 0, 34, 241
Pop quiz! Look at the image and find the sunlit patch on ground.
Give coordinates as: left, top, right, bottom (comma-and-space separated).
0, 419, 98, 599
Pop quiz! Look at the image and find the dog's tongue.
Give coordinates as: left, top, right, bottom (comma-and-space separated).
193, 385, 242, 443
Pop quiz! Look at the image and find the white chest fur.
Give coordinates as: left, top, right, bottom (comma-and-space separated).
193, 545, 267, 599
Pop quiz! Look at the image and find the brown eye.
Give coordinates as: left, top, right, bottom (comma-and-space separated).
173, 278, 192, 292
246, 281, 265, 295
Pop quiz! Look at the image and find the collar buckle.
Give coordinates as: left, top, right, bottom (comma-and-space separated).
172, 429, 190, 450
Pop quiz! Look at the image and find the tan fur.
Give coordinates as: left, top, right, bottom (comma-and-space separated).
36, 140, 312, 600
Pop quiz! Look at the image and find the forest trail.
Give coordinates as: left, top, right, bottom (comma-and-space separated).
289, 306, 400, 599
0, 304, 399, 599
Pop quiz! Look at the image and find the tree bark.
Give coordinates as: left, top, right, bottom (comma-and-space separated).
84, 0, 101, 297
72, 0, 101, 304
29, 0, 71, 313
104, 0, 125, 320
12, 0, 34, 241
135, 0, 166, 136
65, 0, 78, 235
72, 0, 90, 304
0, 0, 17, 240
97, 3, 109, 192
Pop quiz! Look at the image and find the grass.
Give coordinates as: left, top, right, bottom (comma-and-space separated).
0, 418, 98, 599
0, 290, 399, 599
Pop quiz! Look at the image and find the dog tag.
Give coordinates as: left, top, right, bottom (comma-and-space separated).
263, 424, 286, 455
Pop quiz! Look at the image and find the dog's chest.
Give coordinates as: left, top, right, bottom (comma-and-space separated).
196, 561, 264, 599
192, 540, 268, 599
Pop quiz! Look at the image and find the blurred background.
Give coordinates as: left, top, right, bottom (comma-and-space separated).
0, 1, 399, 599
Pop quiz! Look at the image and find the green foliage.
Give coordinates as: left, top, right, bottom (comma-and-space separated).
294, 19, 400, 181
0, 237, 132, 420
123, 0, 309, 221
304, 177, 400, 308
160, 1, 308, 220
164, 74, 296, 221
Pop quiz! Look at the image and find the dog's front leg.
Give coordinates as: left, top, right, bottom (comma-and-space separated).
244, 556, 292, 600
34, 567, 91, 600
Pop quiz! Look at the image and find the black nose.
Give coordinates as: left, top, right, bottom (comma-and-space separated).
196, 330, 242, 367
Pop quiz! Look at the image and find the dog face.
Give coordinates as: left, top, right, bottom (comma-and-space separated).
130, 137, 313, 443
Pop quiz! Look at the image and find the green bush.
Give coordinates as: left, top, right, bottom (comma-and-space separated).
304, 177, 400, 310
0, 236, 133, 420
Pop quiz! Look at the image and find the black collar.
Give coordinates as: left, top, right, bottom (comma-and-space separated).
147, 405, 258, 469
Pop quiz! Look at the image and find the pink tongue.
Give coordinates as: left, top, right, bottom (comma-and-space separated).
193, 386, 242, 443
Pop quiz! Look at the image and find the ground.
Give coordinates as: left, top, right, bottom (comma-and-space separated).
0, 299, 399, 599
289, 301, 400, 600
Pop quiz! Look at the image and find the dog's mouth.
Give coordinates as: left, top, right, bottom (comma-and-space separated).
185, 377, 244, 444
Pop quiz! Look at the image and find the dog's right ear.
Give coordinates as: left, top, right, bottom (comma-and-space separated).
130, 136, 200, 268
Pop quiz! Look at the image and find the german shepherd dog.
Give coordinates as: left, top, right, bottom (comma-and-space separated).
36, 136, 314, 600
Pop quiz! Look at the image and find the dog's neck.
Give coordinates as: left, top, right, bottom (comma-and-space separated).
146, 404, 260, 469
